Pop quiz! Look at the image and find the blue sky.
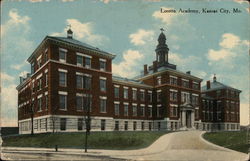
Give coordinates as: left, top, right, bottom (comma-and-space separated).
1, 0, 249, 126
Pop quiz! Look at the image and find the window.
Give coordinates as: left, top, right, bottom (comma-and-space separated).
115, 121, 119, 130
83, 94, 92, 112
132, 89, 137, 100
44, 48, 48, 62
101, 120, 106, 131
45, 73, 48, 86
132, 105, 137, 116
78, 118, 83, 130
31, 62, 35, 74
148, 91, 152, 102
114, 103, 119, 116
158, 122, 161, 130
148, 107, 152, 117
193, 82, 199, 90
181, 92, 190, 103
100, 59, 106, 71
140, 90, 145, 101
170, 76, 177, 85
192, 95, 199, 105
59, 72, 67, 87
76, 95, 84, 111
170, 104, 178, 117
77, 55, 83, 66
114, 86, 119, 98
37, 58, 42, 68
157, 76, 162, 85
124, 87, 128, 99
157, 107, 161, 117
45, 94, 48, 110
100, 98, 107, 113
124, 104, 129, 116
182, 79, 189, 88
141, 122, 144, 130
216, 90, 221, 97
85, 75, 91, 89
85, 57, 91, 68
149, 122, 152, 131
140, 106, 145, 117
124, 121, 128, 131
76, 74, 92, 89
59, 48, 67, 63
170, 90, 178, 101
133, 121, 137, 131
60, 118, 66, 131
100, 78, 106, 92
38, 97, 42, 111
59, 94, 67, 110
38, 78, 42, 90
157, 91, 161, 102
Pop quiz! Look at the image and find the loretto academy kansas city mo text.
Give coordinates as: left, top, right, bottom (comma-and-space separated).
16, 28, 241, 134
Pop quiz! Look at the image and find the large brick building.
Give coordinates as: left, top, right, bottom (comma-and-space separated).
16, 29, 241, 134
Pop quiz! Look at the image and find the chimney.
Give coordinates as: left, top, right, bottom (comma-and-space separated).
144, 64, 148, 75
186, 71, 191, 75
207, 80, 210, 90
20, 77, 24, 84
153, 61, 158, 73
67, 28, 73, 39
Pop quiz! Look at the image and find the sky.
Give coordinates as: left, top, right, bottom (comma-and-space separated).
1, 0, 249, 127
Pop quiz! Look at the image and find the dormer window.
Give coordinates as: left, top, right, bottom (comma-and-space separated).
59, 48, 67, 63
99, 58, 106, 71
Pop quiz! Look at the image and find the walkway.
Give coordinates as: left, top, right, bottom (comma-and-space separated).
2, 131, 249, 161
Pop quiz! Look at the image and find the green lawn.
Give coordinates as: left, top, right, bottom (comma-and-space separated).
203, 130, 249, 154
2, 131, 169, 150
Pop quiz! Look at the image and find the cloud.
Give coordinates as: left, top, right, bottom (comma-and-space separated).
207, 33, 248, 62
129, 29, 154, 46
219, 33, 241, 49
152, 7, 181, 25
50, 19, 109, 46
233, 0, 248, 5
1, 73, 15, 82
11, 60, 29, 71
1, 84, 18, 127
112, 50, 144, 78
207, 49, 234, 61
19, 71, 29, 77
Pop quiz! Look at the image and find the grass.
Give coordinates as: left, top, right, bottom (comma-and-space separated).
2, 131, 169, 150
203, 130, 249, 154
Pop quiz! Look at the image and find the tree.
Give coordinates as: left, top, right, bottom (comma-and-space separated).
84, 94, 91, 153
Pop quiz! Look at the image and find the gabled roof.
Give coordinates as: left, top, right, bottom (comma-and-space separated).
201, 81, 241, 92
27, 36, 116, 62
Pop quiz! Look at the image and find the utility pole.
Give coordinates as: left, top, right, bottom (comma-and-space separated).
84, 94, 91, 153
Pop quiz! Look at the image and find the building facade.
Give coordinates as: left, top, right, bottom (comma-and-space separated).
17, 29, 241, 134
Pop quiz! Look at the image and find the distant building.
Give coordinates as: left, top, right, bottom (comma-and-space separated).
201, 76, 241, 131
16, 29, 240, 134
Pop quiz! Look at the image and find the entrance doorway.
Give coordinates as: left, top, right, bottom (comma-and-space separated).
186, 111, 192, 128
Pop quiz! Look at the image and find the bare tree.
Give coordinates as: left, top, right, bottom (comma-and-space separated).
84, 94, 91, 153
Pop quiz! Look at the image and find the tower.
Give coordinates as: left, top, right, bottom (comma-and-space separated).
155, 28, 169, 66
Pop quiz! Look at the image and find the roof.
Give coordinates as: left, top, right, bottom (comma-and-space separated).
28, 36, 116, 62
135, 65, 202, 82
112, 75, 153, 89
201, 80, 241, 92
